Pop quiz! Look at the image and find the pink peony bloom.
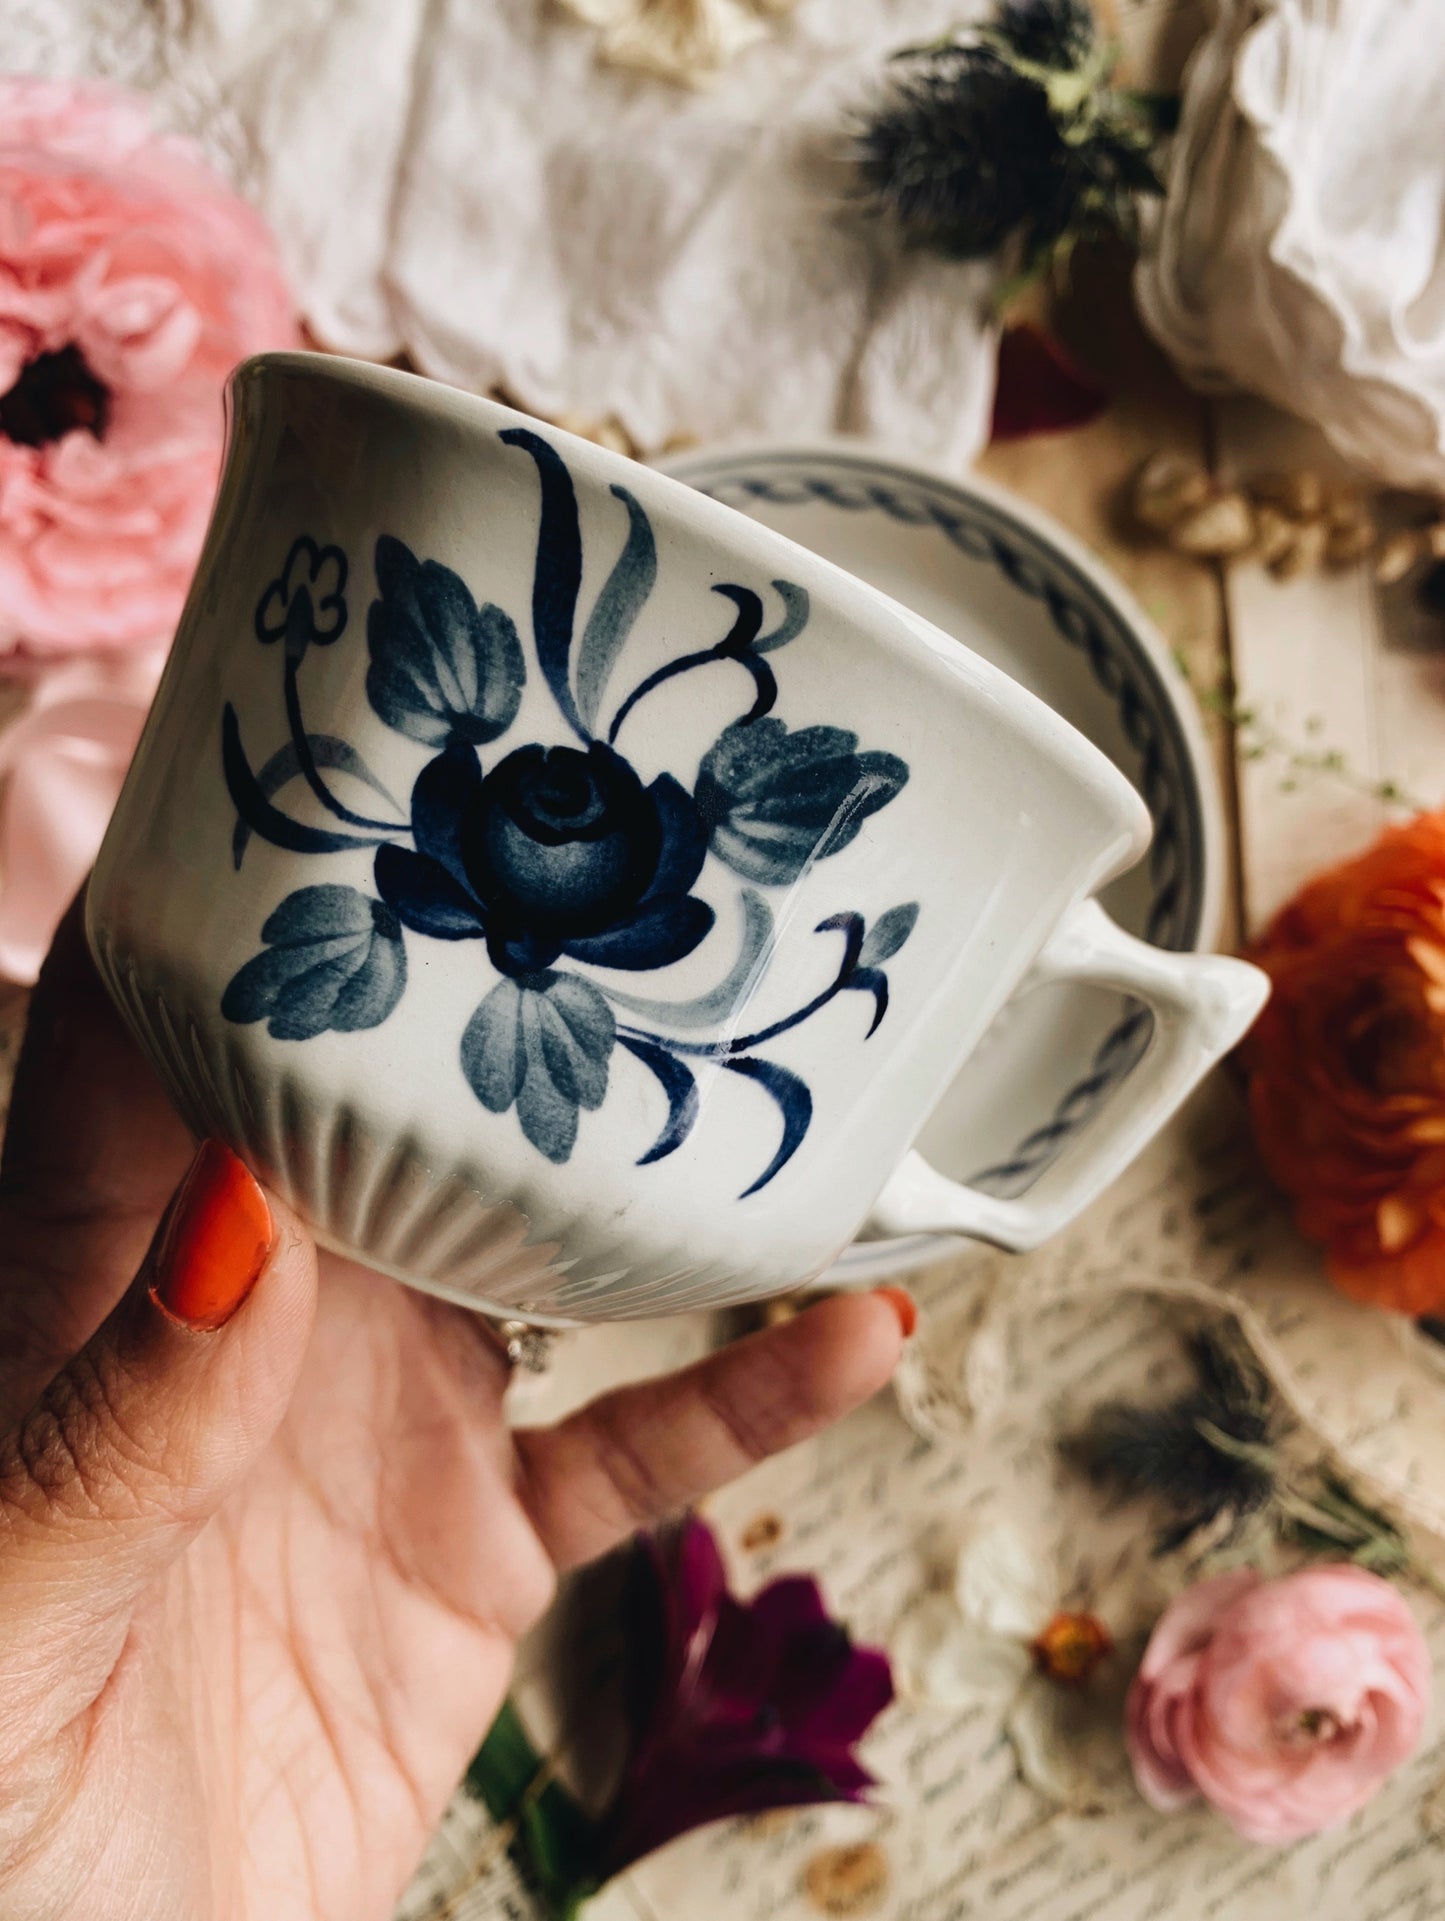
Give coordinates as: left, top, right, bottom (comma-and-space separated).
0, 646, 164, 980
0, 76, 299, 665
1126, 1565, 1430, 1845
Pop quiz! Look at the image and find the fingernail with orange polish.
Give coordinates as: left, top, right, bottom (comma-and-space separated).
875, 1286, 917, 1340
148, 1141, 274, 1331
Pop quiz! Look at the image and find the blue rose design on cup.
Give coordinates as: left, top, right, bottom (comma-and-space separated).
220, 428, 917, 1191
375, 737, 713, 977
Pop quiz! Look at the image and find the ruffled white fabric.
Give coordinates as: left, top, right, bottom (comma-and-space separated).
3, 0, 999, 464
1136, 0, 1445, 490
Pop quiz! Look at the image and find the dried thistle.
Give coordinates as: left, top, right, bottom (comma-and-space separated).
856, 0, 1175, 292
1065, 1326, 1276, 1552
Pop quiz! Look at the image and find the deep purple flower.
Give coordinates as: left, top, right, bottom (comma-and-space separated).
595, 1515, 894, 1876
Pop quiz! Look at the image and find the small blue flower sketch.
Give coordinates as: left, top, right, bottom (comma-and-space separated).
220, 430, 918, 1193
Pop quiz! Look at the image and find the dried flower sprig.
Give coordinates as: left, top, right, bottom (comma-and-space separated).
1065, 1325, 1442, 1589
1066, 1326, 1275, 1552
856, 0, 1176, 296
1168, 650, 1428, 814
1275, 1472, 1414, 1581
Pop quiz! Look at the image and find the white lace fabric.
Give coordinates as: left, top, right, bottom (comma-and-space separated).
1136, 0, 1445, 490
2, 0, 999, 464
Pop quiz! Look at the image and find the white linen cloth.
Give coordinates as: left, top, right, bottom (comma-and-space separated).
3, 0, 999, 464
1136, 0, 1445, 491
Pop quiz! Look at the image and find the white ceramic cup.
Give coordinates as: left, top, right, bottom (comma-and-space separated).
87, 354, 1267, 1323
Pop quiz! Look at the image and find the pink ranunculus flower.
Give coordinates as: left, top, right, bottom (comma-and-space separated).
0, 646, 164, 980
0, 76, 299, 665
1126, 1566, 1430, 1845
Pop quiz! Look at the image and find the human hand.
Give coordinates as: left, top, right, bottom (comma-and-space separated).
0, 906, 908, 1921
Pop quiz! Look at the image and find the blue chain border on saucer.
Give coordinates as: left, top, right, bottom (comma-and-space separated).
687, 458, 1204, 1199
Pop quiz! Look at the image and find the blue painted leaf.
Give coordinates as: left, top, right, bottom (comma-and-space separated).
460, 973, 614, 1163
500, 428, 587, 741
221, 885, 405, 1040
576, 486, 657, 732
366, 536, 524, 748
754, 580, 810, 654
696, 719, 909, 888
232, 733, 403, 866
619, 1035, 700, 1164
532, 974, 615, 1110
603, 888, 774, 1030
223, 707, 389, 863
858, 902, 919, 968
374, 844, 484, 939
516, 1057, 580, 1162
725, 1055, 813, 1196
461, 979, 529, 1111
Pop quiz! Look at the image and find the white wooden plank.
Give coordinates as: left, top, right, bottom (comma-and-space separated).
1215, 395, 1445, 933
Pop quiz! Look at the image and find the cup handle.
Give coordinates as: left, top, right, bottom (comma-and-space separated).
866, 899, 1269, 1252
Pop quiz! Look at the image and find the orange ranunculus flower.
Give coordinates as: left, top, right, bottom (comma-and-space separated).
1243, 811, 1445, 1314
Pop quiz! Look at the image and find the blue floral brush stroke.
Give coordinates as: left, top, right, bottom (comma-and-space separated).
232, 733, 402, 869
221, 431, 918, 1195
602, 888, 774, 1029
576, 486, 657, 733
372, 738, 715, 977
221, 885, 406, 1040
724, 1057, 813, 1198
695, 719, 909, 888
857, 900, 919, 967
254, 535, 348, 658
461, 972, 615, 1162
618, 1034, 702, 1165
366, 535, 524, 747
500, 427, 588, 742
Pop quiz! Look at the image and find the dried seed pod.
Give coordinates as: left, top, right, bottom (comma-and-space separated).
739, 1510, 784, 1552
1325, 514, 1378, 568
1376, 530, 1425, 584
1253, 504, 1297, 570
803, 1842, 890, 1916
1323, 483, 1368, 528
1251, 470, 1325, 519
552, 411, 638, 457
1132, 451, 1211, 532
1269, 517, 1329, 580
592, 417, 637, 456
1169, 492, 1256, 558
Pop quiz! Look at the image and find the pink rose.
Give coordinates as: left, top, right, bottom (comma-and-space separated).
0, 647, 163, 980
1127, 1566, 1430, 1844
0, 77, 299, 664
